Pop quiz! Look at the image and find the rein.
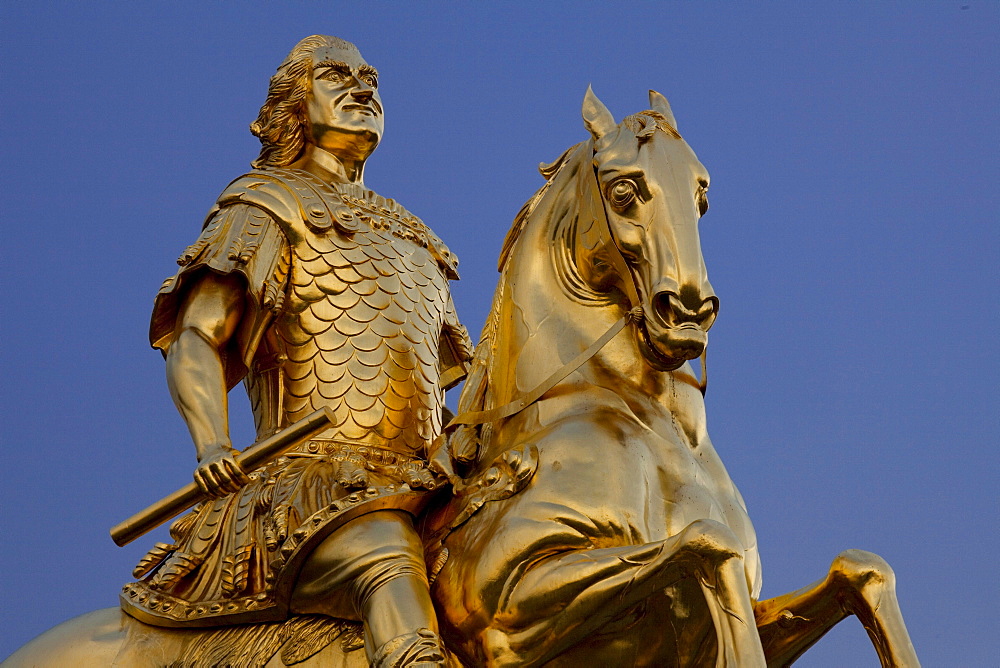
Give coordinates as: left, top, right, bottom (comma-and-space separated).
446, 307, 645, 428
447, 155, 705, 431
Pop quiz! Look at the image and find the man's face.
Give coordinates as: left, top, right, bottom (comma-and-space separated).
305, 46, 384, 161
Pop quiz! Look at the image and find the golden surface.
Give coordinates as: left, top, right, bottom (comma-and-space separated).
111, 408, 337, 547
421, 88, 918, 666
4, 37, 920, 668
128, 35, 468, 665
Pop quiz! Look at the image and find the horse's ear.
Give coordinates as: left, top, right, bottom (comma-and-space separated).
648, 90, 678, 130
583, 85, 616, 140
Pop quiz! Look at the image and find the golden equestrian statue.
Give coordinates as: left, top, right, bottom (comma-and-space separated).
4, 36, 919, 668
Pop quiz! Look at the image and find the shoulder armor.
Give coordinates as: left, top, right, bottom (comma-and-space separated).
424, 228, 460, 280
212, 169, 460, 279
213, 169, 358, 237
334, 181, 461, 279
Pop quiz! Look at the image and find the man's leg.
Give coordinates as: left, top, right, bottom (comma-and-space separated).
291, 509, 446, 666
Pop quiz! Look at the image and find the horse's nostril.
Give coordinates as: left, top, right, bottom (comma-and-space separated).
651, 292, 717, 327
652, 292, 674, 324
696, 298, 719, 329
700, 298, 719, 322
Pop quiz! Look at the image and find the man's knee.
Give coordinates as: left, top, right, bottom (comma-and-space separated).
291, 510, 428, 615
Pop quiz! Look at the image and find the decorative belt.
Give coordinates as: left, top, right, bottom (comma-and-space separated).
288, 438, 423, 467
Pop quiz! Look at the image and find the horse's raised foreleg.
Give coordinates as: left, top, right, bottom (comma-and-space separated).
753, 549, 919, 667
482, 519, 765, 667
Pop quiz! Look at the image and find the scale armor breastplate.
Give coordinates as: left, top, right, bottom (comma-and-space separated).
249, 172, 460, 458
278, 217, 449, 455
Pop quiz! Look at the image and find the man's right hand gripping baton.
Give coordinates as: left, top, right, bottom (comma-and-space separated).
110, 407, 335, 547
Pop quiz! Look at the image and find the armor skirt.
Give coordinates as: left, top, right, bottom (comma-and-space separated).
121, 440, 440, 627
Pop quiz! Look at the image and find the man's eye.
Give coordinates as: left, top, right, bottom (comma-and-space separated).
321, 71, 348, 82
361, 74, 378, 88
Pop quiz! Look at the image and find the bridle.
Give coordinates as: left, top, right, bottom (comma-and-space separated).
447, 148, 706, 431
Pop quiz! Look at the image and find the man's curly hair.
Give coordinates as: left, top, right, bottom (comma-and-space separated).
250, 35, 361, 169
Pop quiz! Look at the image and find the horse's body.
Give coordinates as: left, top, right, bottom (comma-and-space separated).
432, 370, 760, 665
4, 90, 919, 668
425, 89, 920, 667
4, 607, 373, 667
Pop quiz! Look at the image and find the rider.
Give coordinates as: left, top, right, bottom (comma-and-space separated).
120, 35, 472, 667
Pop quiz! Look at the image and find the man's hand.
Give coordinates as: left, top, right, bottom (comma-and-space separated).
194, 444, 251, 497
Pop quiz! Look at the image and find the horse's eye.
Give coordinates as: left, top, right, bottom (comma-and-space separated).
608, 179, 638, 208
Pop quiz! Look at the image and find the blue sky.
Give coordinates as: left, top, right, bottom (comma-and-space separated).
1, 3, 997, 665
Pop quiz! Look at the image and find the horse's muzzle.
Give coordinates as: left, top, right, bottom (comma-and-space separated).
636, 290, 718, 369
650, 291, 718, 331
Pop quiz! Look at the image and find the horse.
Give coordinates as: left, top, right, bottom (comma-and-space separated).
422, 87, 920, 667
3, 89, 919, 668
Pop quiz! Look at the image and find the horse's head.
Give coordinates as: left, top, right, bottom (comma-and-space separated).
578, 87, 718, 371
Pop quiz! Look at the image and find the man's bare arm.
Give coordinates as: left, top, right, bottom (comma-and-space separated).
166, 272, 251, 497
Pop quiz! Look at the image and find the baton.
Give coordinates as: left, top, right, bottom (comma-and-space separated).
110, 407, 335, 547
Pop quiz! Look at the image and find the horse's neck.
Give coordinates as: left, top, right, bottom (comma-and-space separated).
492, 201, 674, 416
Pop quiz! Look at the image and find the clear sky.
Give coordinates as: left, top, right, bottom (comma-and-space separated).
1, 3, 997, 665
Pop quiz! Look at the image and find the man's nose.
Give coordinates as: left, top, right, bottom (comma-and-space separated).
350, 88, 374, 103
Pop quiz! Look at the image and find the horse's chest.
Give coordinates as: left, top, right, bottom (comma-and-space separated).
660, 451, 748, 533
637, 435, 761, 592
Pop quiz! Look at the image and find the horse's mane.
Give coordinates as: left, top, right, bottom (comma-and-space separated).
450, 141, 587, 463
452, 111, 675, 466
497, 142, 584, 272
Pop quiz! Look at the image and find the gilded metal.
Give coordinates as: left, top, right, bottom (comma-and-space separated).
425, 88, 919, 667
111, 407, 337, 547
125, 40, 470, 668
4, 38, 921, 668
112, 34, 464, 667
